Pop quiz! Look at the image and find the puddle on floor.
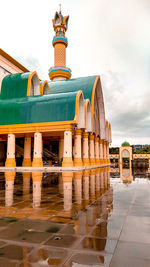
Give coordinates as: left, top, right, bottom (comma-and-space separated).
0, 167, 149, 266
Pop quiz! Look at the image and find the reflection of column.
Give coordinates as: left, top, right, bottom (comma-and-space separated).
5, 134, 16, 167
58, 173, 63, 195
32, 172, 42, 207
59, 137, 64, 164
62, 129, 73, 167
103, 141, 107, 164
74, 129, 83, 166
82, 132, 90, 166
95, 169, 100, 198
83, 170, 90, 206
100, 169, 105, 193
106, 142, 110, 164
90, 169, 96, 200
23, 173, 31, 198
107, 168, 110, 188
104, 169, 108, 190
99, 140, 103, 164
95, 137, 100, 165
62, 172, 73, 212
89, 134, 96, 165
74, 171, 82, 209
23, 137, 31, 167
32, 133, 43, 167
5, 172, 16, 207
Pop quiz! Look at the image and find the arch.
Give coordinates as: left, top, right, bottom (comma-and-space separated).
27, 71, 40, 96
122, 149, 129, 157
84, 99, 92, 132
91, 76, 105, 140
40, 81, 51, 95
74, 90, 85, 129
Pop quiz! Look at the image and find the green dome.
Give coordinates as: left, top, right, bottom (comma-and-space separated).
122, 141, 130, 147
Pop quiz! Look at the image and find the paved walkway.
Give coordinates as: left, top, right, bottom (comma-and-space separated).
109, 178, 150, 267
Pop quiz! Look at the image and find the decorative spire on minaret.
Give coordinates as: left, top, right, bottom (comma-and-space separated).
48, 6, 72, 81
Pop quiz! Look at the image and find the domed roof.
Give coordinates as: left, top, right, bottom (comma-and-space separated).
121, 141, 130, 147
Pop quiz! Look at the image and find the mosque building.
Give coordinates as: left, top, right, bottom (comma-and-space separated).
0, 7, 111, 168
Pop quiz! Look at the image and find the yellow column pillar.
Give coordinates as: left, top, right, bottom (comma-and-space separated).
74, 129, 83, 166
89, 134, 96, 165
32, 133, 43, 167
22, 137, 31, 167
99, 140, 103, 164
95, 137, 100, 165
59, 137, 64, 164
62, 129, 73, 167
5, 134, 16, 167
82, 132, 90, 166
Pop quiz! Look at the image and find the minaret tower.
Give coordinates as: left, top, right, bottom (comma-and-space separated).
48, 5, 72, 81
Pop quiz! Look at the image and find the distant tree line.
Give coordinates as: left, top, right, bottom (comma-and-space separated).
109, 146, 150, 154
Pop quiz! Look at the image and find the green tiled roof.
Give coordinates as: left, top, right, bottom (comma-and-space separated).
0, 73, 31, 100
49, 75, 97, 102
0, 92, 77, 125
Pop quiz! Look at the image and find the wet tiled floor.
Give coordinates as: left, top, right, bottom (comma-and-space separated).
0, 167, 149, 266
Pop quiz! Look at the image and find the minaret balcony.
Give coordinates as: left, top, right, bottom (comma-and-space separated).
48, 66, 72, 80
52, 36, 68, 47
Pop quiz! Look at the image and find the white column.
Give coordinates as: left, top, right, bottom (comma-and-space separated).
95, 137, 100, 165
74, 129, 83, 166
5, 134, 16, 167
89, 134, 96, 165
82, 132, 90, 166
62, 130, 73, 167
32, 133, 43, 167
99, 140, 104, 164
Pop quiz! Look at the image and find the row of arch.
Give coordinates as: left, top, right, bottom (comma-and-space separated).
27, 72, 112, 143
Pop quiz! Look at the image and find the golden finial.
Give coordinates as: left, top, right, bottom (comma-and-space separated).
59, 3, 61, 14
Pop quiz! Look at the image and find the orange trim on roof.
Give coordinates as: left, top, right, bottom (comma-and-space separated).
0, 48, 29, 72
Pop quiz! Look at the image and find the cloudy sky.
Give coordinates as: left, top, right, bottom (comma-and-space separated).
1, 0, 150, 146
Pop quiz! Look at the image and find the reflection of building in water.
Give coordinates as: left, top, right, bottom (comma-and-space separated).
90, 169, 96, 200
62, 172, 73, 212
83, 170, 90, 206
5, 172, 15, 207
23, 172, 31, 199
73, 172, 82, 209
120, 165, 133, 184
32, 172, 42, 208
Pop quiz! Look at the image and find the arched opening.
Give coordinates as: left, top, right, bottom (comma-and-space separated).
122, 149, 130, 168
30, 74, 40, 96
75, 91, 85, 129
92, 76, 105, 139
40, 81, 50, 95
84, 99, 91, 132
